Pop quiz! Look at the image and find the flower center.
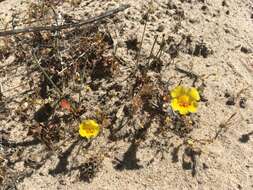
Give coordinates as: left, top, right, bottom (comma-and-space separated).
85, 127, 95, 134
178, 95, 190, 107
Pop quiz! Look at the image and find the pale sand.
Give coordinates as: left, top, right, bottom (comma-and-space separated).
0, 0, 253, 190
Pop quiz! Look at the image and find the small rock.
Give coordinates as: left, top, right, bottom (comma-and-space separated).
241, 46, 252, 54
237, 184, 242, 190
239, 134, 250, 143
157, 24, 165, 32
203, 163, 209, 169
201, 5, 208, 11
222, 0, 228, 7
226, 96, 235, 106
145, 33, 151, 38
189, 18, 198, 24
155, 12, 162, 19
224, 91, 231, 98
224, 28, 230, 33
239, 97, 247, 108
139, 19, 145, 25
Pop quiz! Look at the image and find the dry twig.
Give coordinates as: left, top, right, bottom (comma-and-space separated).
0, 4, 130, 36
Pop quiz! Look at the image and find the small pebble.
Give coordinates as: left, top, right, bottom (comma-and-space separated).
241, 46, 252, 54
226, 96, 235, 106
203, 163, 209, 169
224, 91, 231, 98
201, 5, 208, 11
157, 24, 165, 32
239, 97, 247, 108
222, 0, 228, 7
239, 134, 249, 143
189, 18, 198, 24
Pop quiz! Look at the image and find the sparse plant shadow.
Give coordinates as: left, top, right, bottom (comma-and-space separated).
2, 138, 40, 148
171, 144, 182, 163
49, 138, 92, 176
114, 141, 143, 170
113, 110, 157, 170
49, 139, 80, 176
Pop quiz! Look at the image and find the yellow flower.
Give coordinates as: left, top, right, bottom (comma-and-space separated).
170, 86, 200, 115
79, 119, 100, 139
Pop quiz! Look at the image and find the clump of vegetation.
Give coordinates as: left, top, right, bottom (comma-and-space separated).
0, 0, 240, 187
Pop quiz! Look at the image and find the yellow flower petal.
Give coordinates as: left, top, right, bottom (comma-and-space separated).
188, 101, 198, 113
171, 98, 180, 111
170, 86, 184, 98
188, 88, 200, 101
178, 107, 189, 115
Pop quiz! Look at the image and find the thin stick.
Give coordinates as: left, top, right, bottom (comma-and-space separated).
136, 17, 147, 65
157, 36, 166, 60
32, 53, 63, 96
0, 4, 130, 36
0, 82, 3, 101
147, 35, 158, 65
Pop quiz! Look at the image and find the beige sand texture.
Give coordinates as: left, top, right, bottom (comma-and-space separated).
0, 0, 253, 190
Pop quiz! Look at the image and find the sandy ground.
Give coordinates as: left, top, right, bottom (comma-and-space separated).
0, 0, 253, 190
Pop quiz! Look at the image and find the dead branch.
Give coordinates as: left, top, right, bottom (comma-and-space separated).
0, 4, 130, 37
